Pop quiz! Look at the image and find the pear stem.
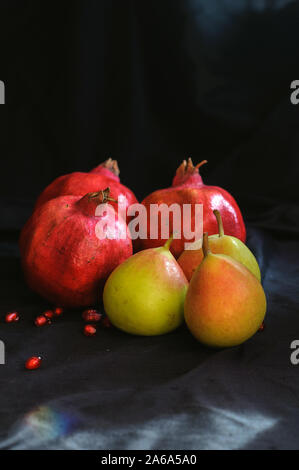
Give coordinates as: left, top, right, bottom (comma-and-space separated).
164, 234, 174, 251
202, 232, 210, 257
213, 209, 224, 237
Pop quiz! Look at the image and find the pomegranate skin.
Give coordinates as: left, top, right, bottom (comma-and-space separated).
139, 159, 246, 258
34, 159, 138, 224
20, 190, 133, 308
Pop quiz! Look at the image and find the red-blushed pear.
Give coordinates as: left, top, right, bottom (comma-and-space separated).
103, 237, 188, 336
178, 210, 261, 282
184, 233, 266, 348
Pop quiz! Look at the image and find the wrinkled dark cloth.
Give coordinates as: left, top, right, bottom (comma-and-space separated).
0, 220, 298, 450
0, 0, 299, 450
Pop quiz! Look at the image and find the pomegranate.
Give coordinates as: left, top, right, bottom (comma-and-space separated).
25, 356, 42, 370
20, 188, 133, 308
82, 309, 102, 322
5, 311, 20, 323
34, 315, 51, 327
139, 158, 246, 258
53, 307, 64, 316
83, 324, 97, 337
34, 158, 138, 224
43, 309, 54, 319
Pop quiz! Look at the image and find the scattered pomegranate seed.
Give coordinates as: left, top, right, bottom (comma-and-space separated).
54, 307, 64, 316
25, 356, 42, 370
101, 316, 112, 328
82, 309, 102, 323
43, 309, 54, 319
35, 315, 51, 327
258, 321, 265, 332
84, 324, 97, 336
5, 311, 20, 323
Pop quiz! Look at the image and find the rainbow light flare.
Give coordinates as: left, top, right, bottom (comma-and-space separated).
24, 405, 78, 441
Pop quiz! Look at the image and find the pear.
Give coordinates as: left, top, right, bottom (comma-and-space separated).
178, 210, 261, 281
184, 233, 266, 348
103, 237, 188, 336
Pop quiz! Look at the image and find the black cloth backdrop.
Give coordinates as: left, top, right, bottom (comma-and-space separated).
0, 0, 299, 450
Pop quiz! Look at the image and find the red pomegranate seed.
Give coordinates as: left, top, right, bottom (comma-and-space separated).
25, 356, 42, 370
54, 307, 64, 316
101, 316, 112, 328
84, 324, 97, 336
35, 315, 51, 327
82, 309, 102, 323
258, 321, 265, 332
5, 311, 20, 323
43, 309, 54, 319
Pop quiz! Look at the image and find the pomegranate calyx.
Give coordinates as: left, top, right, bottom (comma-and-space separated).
88, 188, 117, 204
90, 158, 120, 176
101, 158, 120, 176
77, 188, 117, 216
173, 158, 207, 186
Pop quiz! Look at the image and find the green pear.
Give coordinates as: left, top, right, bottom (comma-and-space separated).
209, 210, 261, 281
178, 210, 261, 281
184, 233, 267, 348
103, 237, 188, 335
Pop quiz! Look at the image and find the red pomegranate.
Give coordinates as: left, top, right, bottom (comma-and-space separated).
139, 159, 246, 258
34, 159, 138, 223
20, 188, 133, 308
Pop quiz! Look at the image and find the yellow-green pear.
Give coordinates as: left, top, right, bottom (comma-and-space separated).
103, 237, 188, 336
184, 233, 267, 348
178, 210, 261, 281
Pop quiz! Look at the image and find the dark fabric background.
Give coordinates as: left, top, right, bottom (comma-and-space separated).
0, 0, 298, 450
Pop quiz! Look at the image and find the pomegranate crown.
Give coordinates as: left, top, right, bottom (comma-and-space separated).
172, 158, 207, 186
100, 158, 120, 176
90, 158, 120, 177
